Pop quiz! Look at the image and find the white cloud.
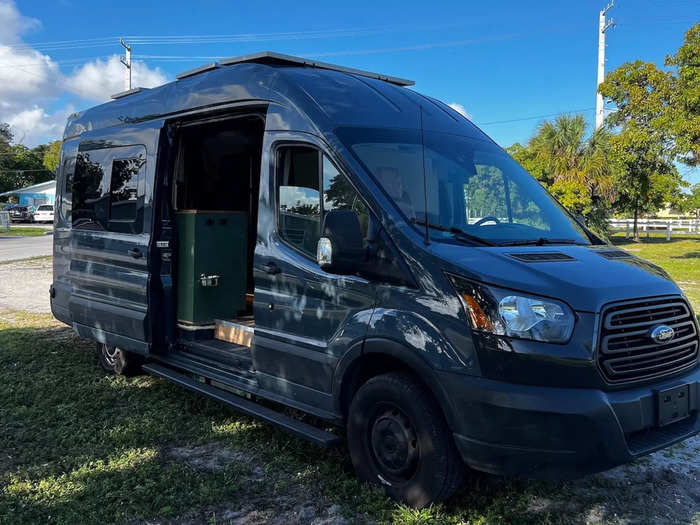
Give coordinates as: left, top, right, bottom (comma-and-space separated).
448, 102, 472, 120
6, 105, 75, 146
66, 56, 168, 102
0, 1, 168, 145
0, 45, 60, 105
0, 0, 40, 43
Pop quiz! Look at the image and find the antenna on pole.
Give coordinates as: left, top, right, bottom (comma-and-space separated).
120, 39, 132, 91
595, 1, 615, 130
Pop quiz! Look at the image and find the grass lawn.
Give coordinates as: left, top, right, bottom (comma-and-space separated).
1, 227, 51, 237
0, 312, 619, 525
610, 233, 700, 312
2, 237, 700, 524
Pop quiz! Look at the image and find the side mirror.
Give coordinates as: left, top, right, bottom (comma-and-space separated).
316, 210, 364, 274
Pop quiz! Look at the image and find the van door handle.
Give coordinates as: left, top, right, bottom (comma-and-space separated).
261, 262, 281, 275
128, 248, 143, 259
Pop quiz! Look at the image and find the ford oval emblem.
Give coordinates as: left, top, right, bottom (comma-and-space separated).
649, 325, 675, 344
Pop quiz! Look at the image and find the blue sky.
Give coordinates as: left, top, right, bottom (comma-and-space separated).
2, 0, 699, 182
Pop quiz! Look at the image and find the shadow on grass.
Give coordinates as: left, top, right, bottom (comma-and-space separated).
670, 251, 700, 259
611, 235, 700, 245
2, 320, 697, 525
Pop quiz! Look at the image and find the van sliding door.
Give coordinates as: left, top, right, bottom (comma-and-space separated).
68, 123, 159, 355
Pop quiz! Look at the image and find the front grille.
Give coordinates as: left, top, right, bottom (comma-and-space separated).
598, 297, 699, 384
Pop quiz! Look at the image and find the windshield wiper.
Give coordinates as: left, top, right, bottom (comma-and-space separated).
410, 219, 495, 246
498, 238, 586, 247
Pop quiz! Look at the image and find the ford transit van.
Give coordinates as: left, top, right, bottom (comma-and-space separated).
51, 52, 700, 507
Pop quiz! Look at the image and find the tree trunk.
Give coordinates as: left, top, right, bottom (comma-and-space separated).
633, 202, 639, 242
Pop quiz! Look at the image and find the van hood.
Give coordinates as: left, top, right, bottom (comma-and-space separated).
430, 243, 682, 312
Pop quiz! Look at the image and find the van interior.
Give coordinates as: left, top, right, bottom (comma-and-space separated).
170, 113, 264, 373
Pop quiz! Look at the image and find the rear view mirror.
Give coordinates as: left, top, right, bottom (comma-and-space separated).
317, 210, 364, 274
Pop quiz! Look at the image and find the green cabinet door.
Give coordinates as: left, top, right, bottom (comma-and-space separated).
176, 211, 247, 325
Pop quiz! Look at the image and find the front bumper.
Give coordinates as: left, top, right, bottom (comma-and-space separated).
439, 366, 700, 479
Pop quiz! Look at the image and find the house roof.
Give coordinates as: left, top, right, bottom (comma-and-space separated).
0, 179, 56, 197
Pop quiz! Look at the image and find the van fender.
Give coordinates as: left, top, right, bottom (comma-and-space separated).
332, 337, 462, 432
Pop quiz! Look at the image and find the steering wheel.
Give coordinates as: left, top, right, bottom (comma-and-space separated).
474, 216, 501, 226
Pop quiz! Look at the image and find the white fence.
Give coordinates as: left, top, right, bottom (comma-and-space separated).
608, 218, 700, 240
0, 211, 9, 232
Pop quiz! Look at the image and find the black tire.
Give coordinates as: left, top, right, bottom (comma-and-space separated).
96, 342, 144, 376
347, 372, 464, 507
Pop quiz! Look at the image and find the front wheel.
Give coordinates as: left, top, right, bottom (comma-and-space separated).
96, 342, 143, 376
347, 372, 464, 507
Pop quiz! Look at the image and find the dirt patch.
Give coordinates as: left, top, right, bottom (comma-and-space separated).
158, 442, 359, 525
0, 257, 52, 313
523, 434, 700, 524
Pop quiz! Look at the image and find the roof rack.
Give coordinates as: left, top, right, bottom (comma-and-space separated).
177, 51, 414, 87
110, 87, 150, 100
176, 62, 220, 80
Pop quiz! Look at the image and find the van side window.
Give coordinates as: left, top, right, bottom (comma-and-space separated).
277, 147, 321, 256
62, 157, 75, 225
109, 154, 145, 233
322, 156, 370, 240
73, 152, 110, 230
73, 145, 146, 233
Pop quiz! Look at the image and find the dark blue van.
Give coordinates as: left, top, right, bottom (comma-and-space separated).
51, 52, 700, 507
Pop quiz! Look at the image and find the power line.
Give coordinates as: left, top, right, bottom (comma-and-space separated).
476, 108, 597, 126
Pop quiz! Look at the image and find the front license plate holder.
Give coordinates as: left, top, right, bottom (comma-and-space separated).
657, 384, 690, 427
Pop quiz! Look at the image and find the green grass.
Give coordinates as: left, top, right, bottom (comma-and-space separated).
610, 233, 700, 311
1, 227, 50, 237
0, 312, 590, 525
2, 236, 700, 524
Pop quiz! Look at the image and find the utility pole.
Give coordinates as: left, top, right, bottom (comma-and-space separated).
120, 39, 132, 91
595, 1, 615, 130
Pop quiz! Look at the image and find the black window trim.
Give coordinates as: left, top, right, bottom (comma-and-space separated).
272, 140, 377, 264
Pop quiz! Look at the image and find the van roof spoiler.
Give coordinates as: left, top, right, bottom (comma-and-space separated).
110, 87, 151, 100
176, 51, 415, 87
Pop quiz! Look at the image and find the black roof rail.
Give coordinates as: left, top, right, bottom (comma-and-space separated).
176, 62, 221, 80
176, 51, 415, 87
110, 87, 151, 100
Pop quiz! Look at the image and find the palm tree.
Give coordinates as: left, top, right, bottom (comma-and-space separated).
527, 114, 617, 233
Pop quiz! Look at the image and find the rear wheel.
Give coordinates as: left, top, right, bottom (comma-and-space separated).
96, 342, 143, 376
347, 372, 464, 507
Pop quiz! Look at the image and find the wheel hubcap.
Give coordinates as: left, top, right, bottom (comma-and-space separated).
370, 406, 418, 480
102, 344, 119, 367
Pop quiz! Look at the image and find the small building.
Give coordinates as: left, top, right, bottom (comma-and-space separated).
0, 180, 56, 207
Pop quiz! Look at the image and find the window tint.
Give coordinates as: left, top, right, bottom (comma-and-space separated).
109, 155, 145, 233
62, 157, 75, 225
322, 156, 370, 239
72, 145, 145, 233
38, 205, 53, 211
73, 152, 110, 230
277, 147, 321, 256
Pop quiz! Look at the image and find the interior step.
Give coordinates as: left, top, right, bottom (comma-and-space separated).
180, 339, 254, 379
215, 318, 254, 347
143, 363, 341, 447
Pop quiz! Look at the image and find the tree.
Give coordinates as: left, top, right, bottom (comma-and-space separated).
43, 140, 62, 174
507, 114, 617, 233
0, 122, 55, 196
599, 61, 683, 240
665, 22, 700, 167
680, 184, 700, 218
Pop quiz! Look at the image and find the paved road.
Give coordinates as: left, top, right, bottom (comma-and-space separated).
0, 235, 53, 263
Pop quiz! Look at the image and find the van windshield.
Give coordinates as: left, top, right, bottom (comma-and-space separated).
336, 127, 591, 246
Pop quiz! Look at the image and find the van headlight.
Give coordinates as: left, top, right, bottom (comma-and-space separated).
448, 274, 575, 344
